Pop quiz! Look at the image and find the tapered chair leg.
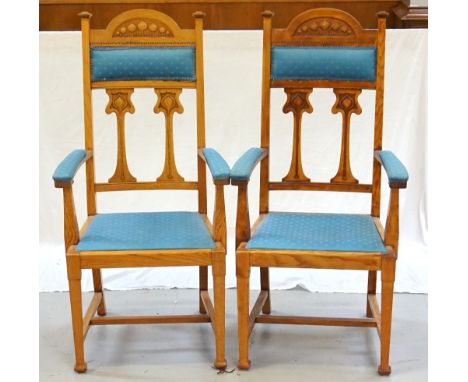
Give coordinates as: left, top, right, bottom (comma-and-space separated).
67, 256, 87, 373
260, 267, 271, 314
378, 257, 396, 376
366, 270, 377, 317
92, 268, 107, 316
212, 254, 227, 369
199, 266, 208, 314
237, 251, 251, 370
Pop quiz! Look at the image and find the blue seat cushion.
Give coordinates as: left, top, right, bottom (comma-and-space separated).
76, 212, 215, 252
91, 47, 195, 82
271, 46, 376, 82
246, 212, 386, 253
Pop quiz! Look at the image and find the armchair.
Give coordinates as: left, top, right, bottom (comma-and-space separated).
233, 8, 409, 375
53, 9, 229, 372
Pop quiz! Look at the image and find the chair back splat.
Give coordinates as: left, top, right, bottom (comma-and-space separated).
259, 8, 387, 216
80, 9, 208, 213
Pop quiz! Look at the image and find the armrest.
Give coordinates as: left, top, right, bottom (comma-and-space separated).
375, 150, 409, 189
199, 148, 230, 184
230, 147, 268, 184
53, 149, 90, 187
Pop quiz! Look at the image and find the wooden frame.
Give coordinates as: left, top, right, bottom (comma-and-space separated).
55, 9, 227, 372
234, 8, 405, 375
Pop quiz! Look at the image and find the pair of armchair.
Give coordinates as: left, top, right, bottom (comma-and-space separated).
52, 8, 408, 376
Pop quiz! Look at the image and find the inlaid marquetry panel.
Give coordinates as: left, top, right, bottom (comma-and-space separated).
105, 88, 137, 183
154, 89, 185, 182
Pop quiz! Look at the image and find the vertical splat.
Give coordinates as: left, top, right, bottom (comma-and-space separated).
331, 88, 362, 184
282, 88, 313, 182
105, 89, 137, 183
154, 89, 185, 182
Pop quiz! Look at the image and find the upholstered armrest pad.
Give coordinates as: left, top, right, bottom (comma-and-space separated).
230, 147, 267, 182
53, 149, 87, 184
376, 150, 409, 188
201, 148, 230, 181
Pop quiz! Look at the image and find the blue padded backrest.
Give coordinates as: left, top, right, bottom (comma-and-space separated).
271, 46, 376, 82
91, 47, 196, 82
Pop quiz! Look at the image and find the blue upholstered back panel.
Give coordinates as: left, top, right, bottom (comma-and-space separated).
91, 47, 196, 82
271, 47, 376, 81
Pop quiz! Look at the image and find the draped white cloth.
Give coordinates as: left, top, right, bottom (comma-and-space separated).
39, 30, 427, 292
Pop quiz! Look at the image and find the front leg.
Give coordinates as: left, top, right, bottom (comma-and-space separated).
212, 249, 227, 369
237, 247, 251, 369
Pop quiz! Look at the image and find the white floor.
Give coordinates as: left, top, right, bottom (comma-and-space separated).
40, 289, 427, 381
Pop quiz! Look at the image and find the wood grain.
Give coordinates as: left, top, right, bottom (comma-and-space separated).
154, 89, 185, 182
282, 88, 313, 182
40, 1, 427, 31
105, 88, 137, 183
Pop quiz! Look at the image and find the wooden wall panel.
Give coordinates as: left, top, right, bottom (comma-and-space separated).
39, 1, 427, 31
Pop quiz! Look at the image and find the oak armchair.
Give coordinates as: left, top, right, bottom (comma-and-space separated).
233, 8, 409, 375
53, 9, 229, 372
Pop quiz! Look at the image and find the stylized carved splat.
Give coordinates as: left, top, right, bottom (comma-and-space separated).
282, 89, 313, 182
105, 89, 137, 183
294, 17, 354, 37
113, 18, 174, 38
154, 89, 185, 182
330, 89, 362, 184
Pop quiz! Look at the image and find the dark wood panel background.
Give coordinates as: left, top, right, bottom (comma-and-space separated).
39, 0, 427, 30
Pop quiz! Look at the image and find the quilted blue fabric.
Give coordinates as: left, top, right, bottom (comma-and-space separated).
246, 212, 387, 253
271, 47, 376, 81
230, 147, 265, 182
52, 149, 86, 183
76, 211, 215, 251
378, 151, 409, 185
91, 47, 196, 82
202, 148, 230, 181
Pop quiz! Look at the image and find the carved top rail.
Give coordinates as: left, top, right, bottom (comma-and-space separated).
271, 8, 378, 47
87, 9, 196, 47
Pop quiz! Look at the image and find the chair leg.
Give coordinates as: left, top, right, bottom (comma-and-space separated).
378, 257, 396, 376
199, 266, 208, 314
260, 267, 271, 314
237, 251, 251, 370
366, 270, 377, 317
212, 253, 226, 369
67, 255, 87, 373
92, 268, 107, 316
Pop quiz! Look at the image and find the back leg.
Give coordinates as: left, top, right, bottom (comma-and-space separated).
92, 268, 107, 316
366, 270, 377, 317
199, 266, 208, 314
260, 267, 271, 314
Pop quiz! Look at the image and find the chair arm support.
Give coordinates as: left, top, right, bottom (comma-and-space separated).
198, 148, 230, 184
230, 147, 268, 185
375, 150, 408, 189
198, 148, 229, 247
53, 149, 92, 188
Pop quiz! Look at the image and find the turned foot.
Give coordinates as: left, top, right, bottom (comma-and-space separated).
237, 359, 251, 370
214, 359, 227, 370
74, 362, 87, 373
378, 365, 391, 376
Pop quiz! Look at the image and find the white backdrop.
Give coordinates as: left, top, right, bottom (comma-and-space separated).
39, 30, 427, 293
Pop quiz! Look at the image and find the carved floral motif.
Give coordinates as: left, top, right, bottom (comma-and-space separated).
282, 89, 313, 182
294, 18, 354, 37
105, 89, 137, 183
113, 18, 174, 37
330, 89, 362, 184
154, 89, 185, 182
